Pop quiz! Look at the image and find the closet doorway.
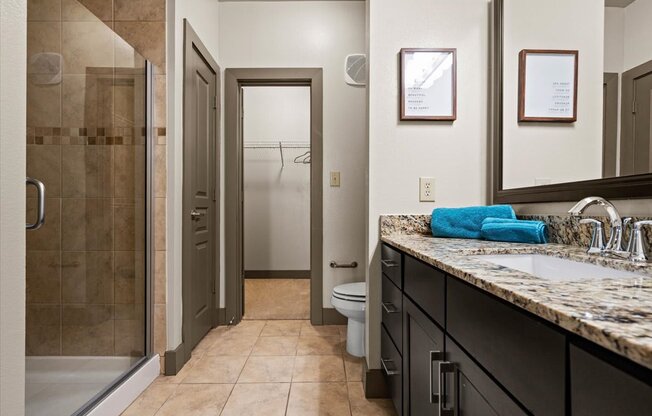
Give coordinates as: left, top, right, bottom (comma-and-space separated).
242, 86, 311, 319
224, 69, 323, 325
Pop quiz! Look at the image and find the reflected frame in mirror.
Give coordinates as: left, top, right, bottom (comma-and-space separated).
491, 0, 652, 204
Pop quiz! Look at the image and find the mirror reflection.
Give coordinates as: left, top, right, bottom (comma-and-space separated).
502, 0, 652, 189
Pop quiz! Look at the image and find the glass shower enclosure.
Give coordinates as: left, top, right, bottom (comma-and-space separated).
25, 1, 154, 414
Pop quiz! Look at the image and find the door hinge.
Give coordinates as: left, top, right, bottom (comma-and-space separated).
212, 186, 216, 202
633, 99, 637, 114
212, 96, 217, 110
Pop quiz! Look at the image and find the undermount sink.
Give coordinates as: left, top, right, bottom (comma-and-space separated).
471, 254, 646, 282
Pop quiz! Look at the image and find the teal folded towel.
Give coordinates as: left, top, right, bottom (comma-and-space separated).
431, 205, 516, 239
480, 218, 548, 244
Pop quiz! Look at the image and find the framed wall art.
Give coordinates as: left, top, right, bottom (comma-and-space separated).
518, 49, 578, 122
400, 48, 457, 121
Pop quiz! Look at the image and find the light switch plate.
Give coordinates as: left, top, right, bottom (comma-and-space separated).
419, 177, 435, 202
330, 171, 341, 187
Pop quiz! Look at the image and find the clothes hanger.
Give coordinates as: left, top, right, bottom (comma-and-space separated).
294, 150, 310, 163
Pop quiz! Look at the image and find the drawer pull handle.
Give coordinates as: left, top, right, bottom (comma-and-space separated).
381, 259, 399, 268
381, 302, 399, 314
429, 350, 445, 404
438, 361, 457, 416
381, 358, 400, 376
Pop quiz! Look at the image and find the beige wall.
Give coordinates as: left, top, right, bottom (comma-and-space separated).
1, 0, 27, 413
367, 0, 490, 368
218, 1, 368, 308
502, 0, 604, 189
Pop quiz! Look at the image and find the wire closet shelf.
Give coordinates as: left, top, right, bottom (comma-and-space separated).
243, 140, 311, 167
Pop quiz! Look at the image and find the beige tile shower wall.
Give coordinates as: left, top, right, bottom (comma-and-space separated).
25, 0, 167, 360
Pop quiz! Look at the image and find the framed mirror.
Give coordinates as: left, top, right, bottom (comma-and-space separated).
492, 0, 652, 203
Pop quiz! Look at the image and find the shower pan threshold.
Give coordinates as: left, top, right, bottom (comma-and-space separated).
26, 355, 158, 416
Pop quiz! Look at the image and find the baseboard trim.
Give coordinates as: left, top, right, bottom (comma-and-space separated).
244, 270, 310, 279
363, 360, 389, 399
164, 342, 189, 376
322, 308, 347, 325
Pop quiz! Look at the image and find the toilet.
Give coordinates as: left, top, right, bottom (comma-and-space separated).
331, 282, 366, 357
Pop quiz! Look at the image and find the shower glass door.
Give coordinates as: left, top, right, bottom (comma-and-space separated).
25, 1, 153, 414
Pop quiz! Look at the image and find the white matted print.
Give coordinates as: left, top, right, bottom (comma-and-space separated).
518, 50, 578, 122
400, 48, 457, 121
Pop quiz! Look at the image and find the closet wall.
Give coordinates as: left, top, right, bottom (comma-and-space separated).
243, 86, 311, 274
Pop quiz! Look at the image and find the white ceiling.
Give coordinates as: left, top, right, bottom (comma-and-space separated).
605, 0, 636, 7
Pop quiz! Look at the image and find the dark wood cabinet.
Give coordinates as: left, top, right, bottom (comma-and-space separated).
379, 243, 652, 416
570, 343, 652, 416
402, 296, 444, 416
381, 326, 402, 415
381, 274, 403, 353
404, 255, 446, 327
447, 276, 566, 416
381, 244, 403, 288
447, 336, 526, 416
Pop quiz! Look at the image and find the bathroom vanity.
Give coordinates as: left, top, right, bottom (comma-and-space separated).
379, 230, 652, 416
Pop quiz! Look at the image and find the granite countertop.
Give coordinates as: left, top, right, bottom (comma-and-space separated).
381, 229, 652, 370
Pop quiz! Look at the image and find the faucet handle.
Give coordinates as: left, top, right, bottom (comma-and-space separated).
579, 218, 605, 254
622, 217, 634, 251
628, 221, 652, 263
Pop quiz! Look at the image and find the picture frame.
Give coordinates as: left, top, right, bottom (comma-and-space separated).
518, 49, 578, 122
400, 48, 457, 121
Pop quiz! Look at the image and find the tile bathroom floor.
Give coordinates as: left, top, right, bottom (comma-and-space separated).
243, 279, 310, 320
122, 320, 397, 416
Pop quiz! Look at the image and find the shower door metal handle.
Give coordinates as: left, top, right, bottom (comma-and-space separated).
26, 177, 46, 230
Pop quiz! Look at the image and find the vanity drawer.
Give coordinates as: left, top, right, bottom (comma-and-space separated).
447, 276, 565, 416
404, 255, 446, 327
381, 244, 403, 288
382, 273, 402, 353
381, 326, 403, 416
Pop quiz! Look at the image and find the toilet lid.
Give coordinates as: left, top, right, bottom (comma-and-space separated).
333, 282, 366, 298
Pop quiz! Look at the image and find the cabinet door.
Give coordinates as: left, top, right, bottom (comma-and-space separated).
447, 276, 565, 415
570, 343, 652, 416
446, 336, 527, 416
403, 295, 444, 416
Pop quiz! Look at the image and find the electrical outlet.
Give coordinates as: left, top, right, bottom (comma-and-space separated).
419, 177, 435, 202
330, 171, 341, 187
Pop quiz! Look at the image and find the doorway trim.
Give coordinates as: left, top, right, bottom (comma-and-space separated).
170, 20, 221, 374
224, 68, 324, 325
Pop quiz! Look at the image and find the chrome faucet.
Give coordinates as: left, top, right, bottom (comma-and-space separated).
568, 196, 626, 254
569, 196, 652, 262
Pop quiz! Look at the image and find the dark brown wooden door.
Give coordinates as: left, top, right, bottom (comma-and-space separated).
633, 72, 652, 174
183, 23, 218, 352
621, 62, 652, 176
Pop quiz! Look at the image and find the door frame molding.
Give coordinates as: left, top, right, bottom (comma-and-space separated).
224, 68, 324, 325
179, 19, 221, 367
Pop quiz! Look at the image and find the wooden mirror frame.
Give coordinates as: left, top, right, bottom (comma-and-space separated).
491, 0, 652, 204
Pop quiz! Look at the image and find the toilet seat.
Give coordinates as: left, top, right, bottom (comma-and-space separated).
333, 282, 366, 301
332, 292, 365, 302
